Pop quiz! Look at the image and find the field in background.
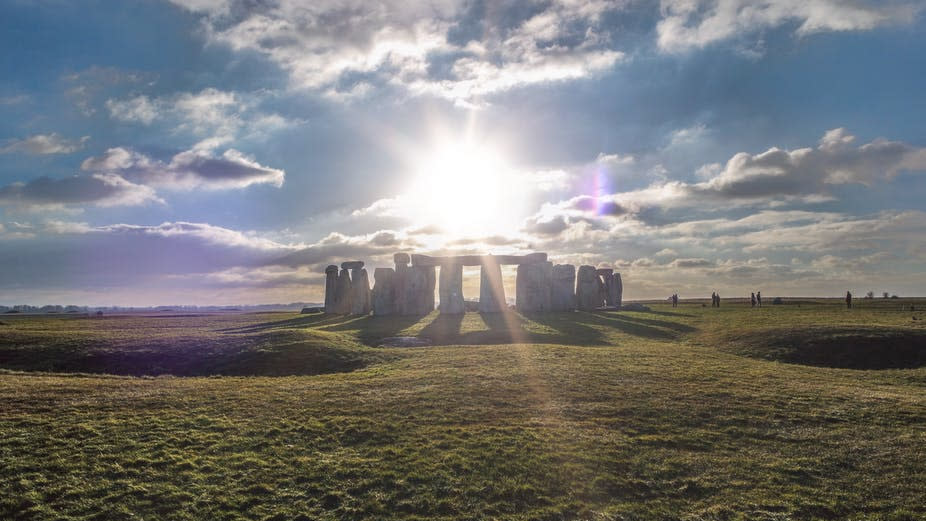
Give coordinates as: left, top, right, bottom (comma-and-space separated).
1, 298, 925, 520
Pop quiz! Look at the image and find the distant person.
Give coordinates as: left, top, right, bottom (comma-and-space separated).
846, 290, 852, 309
756, 291, 762, 307
711, 292, 716, 308
751, 292, 756, 308
672, 293, 678, 308
716, 293, 720, 307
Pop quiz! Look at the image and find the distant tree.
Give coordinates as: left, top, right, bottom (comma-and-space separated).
883, 292, 890, 299
891, 294, 899, 299
865, 291, 874, 299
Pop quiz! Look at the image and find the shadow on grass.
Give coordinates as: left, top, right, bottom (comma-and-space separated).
722, 326, 926, 369
217, 312, 345, 333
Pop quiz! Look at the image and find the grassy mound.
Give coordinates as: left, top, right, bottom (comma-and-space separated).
0, 314, 388, 376
720, 326, 926, 369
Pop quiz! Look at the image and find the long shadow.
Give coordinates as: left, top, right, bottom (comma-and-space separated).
531, 311, 695, 341
418, 313, 464, 343
595, 311, 698, 333
218, 312, 350, 333
319, 314, 428, 344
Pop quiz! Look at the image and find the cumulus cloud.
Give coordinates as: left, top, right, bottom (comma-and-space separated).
657, 0, 920, 53
0, 134, 89, 155
0, 174, 162, 210
595, 128, 926, 216
81, 145, 285, 190
169, 0, 625, 103
104, 87, 295, 144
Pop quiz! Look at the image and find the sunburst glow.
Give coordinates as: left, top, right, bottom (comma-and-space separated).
405, 140, 525, 238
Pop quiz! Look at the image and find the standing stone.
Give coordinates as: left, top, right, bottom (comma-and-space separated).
438, 263, 465, 314
350, 268, 372, 315
576, 265, 602, 310
341, 260, 364, 270
516, 261, 552, 312
372, 268, 396, 316
597, 268, 613, 306
479, 260, 506, 313
404, 265, 435, 315
611, 272, 622, 309
324, 265, 339, 313
550, 264, 576, 311
333, 268, 352, 314
394, 253, 410, 315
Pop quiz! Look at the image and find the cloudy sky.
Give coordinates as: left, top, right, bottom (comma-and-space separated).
2, 0, 925, 305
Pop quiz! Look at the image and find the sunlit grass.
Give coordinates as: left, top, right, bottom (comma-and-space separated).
1, 299, 925, 520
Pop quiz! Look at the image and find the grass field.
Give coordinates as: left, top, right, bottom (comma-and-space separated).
1, 299, 925, 520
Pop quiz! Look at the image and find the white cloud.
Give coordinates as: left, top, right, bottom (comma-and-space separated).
657, 0, 921, 53
81, 145, 285, 190
169, 0, 626, 103
105, 88, 294, 142
0, 134, 89, 155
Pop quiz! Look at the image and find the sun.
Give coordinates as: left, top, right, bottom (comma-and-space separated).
405, 140, 524, 239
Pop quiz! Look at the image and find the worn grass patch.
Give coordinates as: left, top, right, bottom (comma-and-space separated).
1, 299, 925, 520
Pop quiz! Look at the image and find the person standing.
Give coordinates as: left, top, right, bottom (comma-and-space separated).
711, 292, 716, 308
751, 292, 756, 307
756, 291, 762, 307
846, 290, 852, 309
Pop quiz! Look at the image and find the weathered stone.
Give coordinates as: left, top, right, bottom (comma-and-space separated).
479, 260, 506, 313
611, 272, 623, 309
576, 265, 603, 310
550, 264, 576, 311
333, 268, 352, 314
394, 262, 409, 315
350, 268, 371, 315
393, 253, 410, 265
438, 263, 464, 314
404, 265, 435, 315
341, 260, 364, 270
324, 265, 338, 313
516, 261, 552, 312
372, 268, 396, 316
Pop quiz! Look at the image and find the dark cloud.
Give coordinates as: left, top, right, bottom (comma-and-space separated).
0, 174, 160, 209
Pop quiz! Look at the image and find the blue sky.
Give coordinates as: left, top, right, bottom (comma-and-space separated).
1, 0, 925, 305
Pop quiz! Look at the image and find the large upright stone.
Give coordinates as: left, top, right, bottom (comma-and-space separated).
324, 265, 338, 313
479, 260, 506, 313
333, 268, 352, 314
372, 268, 396, 316
438, 263, 464, 314
597, 268, 612, 306
516, 261, 552, 312
350, 268, 372, 315
611, 272, 623, 309
404, 265, 435, 315
394, 254, 409, 315
550, 264, 576, 311
576, 265, 602, 310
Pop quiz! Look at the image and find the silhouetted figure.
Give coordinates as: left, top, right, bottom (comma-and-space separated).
715, 293, 720, 307
846, 290, 852, 309
750, 292, 756, 308
711, 292, 716, 307
756, 291, 762, 307
672, 293, 678, 308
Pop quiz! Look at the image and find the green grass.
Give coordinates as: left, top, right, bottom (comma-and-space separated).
1, 299, 925, 520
